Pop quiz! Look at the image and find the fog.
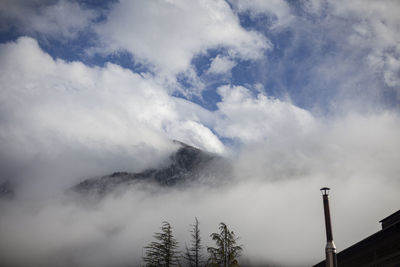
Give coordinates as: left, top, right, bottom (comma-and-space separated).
1, 111, 400, 267
1, 1, 400, 265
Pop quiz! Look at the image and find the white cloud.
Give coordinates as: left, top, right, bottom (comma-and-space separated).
328, 0, 400, 90
0, 1, 400, 266
0, 0, 96, 38
254, 0, 400, 111
0, 37, 224, 192
226, 110, 400, 264
95, 0, 270, 76
1, 111, 400, 267
165, 120, 224, 153
1, 37, 400, 267
207, 55, 237, 75
1, 1, 400, 263
228, 0, 294, 28
215, 85, 315, 143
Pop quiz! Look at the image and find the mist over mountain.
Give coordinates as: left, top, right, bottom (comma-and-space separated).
72, 140, 232, 196
1, 0, 400, 266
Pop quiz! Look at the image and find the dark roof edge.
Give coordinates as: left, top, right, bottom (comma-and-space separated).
379, 209, 400, 223
313, 220, 400, 267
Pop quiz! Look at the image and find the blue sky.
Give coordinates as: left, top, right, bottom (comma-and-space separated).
2, 0, 398, 122
0, 1, 400, 266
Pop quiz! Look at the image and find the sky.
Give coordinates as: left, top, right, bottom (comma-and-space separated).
0, 0, 400, 266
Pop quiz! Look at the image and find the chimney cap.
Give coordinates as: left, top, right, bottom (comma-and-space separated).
320, 187, 330, 196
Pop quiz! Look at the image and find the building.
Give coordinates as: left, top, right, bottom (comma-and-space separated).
313, 210, 400, 267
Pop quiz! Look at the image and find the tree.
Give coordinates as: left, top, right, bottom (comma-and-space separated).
143, 221, 180, 267
184, 217, 203, 267
207, 222, 243, 267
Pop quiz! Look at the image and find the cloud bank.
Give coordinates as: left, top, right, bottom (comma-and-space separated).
0, 35, 399, 266
0, 0, 399, 266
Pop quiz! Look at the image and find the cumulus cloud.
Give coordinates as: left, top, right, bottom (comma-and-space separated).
0, 38, 400, 267
215, 85, 315, 143
1, 1, 400, 266
0, 0, 96, 39
229, 0, 294, 28
95, 0, 270, 76
207, 55, 237, 75
0, 37, 224, 194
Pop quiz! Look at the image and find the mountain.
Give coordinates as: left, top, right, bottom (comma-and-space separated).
72, 141, 230, 196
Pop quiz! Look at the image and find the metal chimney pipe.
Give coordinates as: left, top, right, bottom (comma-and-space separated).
320, 187, 337, 267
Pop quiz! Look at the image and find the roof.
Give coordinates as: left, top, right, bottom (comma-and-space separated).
379, 210, 400, 229
313, 209, 400, 267
379, 209, 400, 223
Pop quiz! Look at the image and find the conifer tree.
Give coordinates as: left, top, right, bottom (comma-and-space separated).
143, 221, 180, 267
207, 222, 242, 267
184, 217, 203, 267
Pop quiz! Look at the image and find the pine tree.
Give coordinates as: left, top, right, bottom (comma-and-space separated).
184, 217, 203, 267
143, 221, 180, 267
207, 222, 243, 267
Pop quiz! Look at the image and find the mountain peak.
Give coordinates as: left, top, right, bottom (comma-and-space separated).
72, 141, 222, 196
